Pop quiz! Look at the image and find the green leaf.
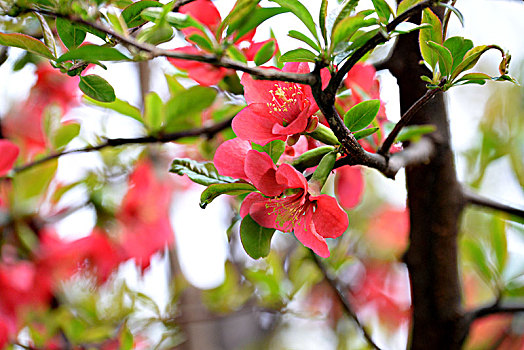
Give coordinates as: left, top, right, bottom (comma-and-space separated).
0, 32, 54, 59
170, 159, 235, 186
56, 18, 86, 49
227, 45, 247, 64
396, 0, 424, 16
13, 159, 57, 207
136, 23, 174, 45
419, 8, 442, 70
453, 72, 492, 86
279, 48, 317, 63
119, 323, 134, 350
187, 33, 214, 52
462, 238, 493, 283
451, 45, 490, 80
34, 12, 57, 57
490, 216, 507, 273
288, 30, 320, 52
233, 7, 290, 42
353, 127, 379, 140
252, 140, 286, 164
319, 0, 328, 46
330, 14, 375, 51
200, 183, 256, 209
427, 40, 453, 77
343, 100, 380, 131
144, 92, 164, 131
395, 124, 436, 142
371, 0, 393, 22
79, 75, 116, 103
240, 215, 275, 259
439, 1, 464, 27
164, 86, 217, 133
52, 123, 80, 150
333, 0, 359, 32
221, 0, 260, 37
443, 36, 474, 74
270, 0, 319, 42
254, 40, 276, 66
83, 96, 142, 122
122, 0, 163, 27
56, 45, 129, 63
142, 8, 205, 31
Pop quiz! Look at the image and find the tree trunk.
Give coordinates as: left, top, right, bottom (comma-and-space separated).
386, 20, 469, 350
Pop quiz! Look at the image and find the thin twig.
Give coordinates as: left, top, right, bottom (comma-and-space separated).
311, 252, 382, 350
377, 88, 441, 156
463, 187, 524, 221
172, 0, 198, 12
10, 117, 233, 175
468, 301, 524, 323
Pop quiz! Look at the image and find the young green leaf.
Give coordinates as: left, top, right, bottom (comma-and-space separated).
396, 0, 424, 16
142, 8, 205, 31
144, 92, 164, 131
353, 127, 379, 140
34, 12, 57, 57
279, 48, 317, 63
187, 33, 214, 52
450, 45, 491, 80
427, 41, 453, 77
319, 0, 329, 46
332, 0, 359, 32
444, 36, 474, 74
371, 0, 393, 22
270, 0, 319, 42
56, 45, 129, 63
170, 159, 235, 186
254, 40, 276, 66
79, 75, 116, 103
330, 14, 375, 52
52, 123, 81, 150
200, 183, 256, 209
453, 72, 492, 86
56, 18, 86, 49
288, 30, 320, 52
240, 214, 276, 259
395, 124, 436, 142
343, 100, 380, 131
490, 216, 507, 273
462, 238, 494, 283
0, 32, 54, 59
252, 140, 286, 164
221, 0, 259, 38
83, 96, 142, 122
227, 45, 248, 64
439, 1, 464, 27
122, 0, 163, 27
419, 8, 443, 70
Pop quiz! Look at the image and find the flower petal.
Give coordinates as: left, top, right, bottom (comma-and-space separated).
168, 46, 228, 86
180, 0, 221, 34
214, 138, 252, 180
0, 140, 19, 176
248, 195, 298, 232
294, 206, 330, 258
271, 105, 310, 136
232, 104, 285, 145
245, 150, 284, 197
275, 163, 307, 191
240, 70, 280, 104
311, 194, 349, 239
239, 192, 266, 218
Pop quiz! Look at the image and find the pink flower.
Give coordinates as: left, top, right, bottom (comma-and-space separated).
0, 140, 19, 176
214, 138, 348, 257
233, 63, 329, 145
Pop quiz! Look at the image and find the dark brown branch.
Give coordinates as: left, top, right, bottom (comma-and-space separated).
326, 0, 440, 97
172, 0, 198, 12
378, 87, 441, 156
11, 117, 233, 175
469, 301, 524, 322
463, 187, 524, 220
311, 252, 382, 350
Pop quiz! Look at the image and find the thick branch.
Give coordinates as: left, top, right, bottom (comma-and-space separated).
311, 253, 382, 350
11, 117, 233, 175
378, 87, 441, 156
326, 0, 440, 97
463, 187, 524, 220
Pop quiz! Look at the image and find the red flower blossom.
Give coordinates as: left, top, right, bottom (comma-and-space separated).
0, 140, 19, 176
214, 138, 348, 257
117, 160, 175, 270
233, 63, 330, 145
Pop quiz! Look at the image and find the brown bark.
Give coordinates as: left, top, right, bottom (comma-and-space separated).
386, 18, 468, 350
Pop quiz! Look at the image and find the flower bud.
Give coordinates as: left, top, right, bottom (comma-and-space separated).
307, 123, 340, 145
308, 150, 337, 196
291, 146, 335, 172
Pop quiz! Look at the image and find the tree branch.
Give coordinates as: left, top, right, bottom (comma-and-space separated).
469, 301, 524, 322
378, 87, 441, 156
10, 117, 233, 175
463, 187, 524, 220
311, 252, 382, 350
172, 0, 198, 12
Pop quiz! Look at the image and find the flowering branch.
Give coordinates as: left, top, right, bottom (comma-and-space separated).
463, 187, 524, 221
311, 252, 382, 350
11, 117, 233, 175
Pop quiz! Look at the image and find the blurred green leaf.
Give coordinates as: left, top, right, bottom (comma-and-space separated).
395, 124, 436, 142
52, 123, 80, 150
397, 0, 424, 15
83, 96, 142, 122
122, 0, 163, 27
144, 92, 164, 131
319, 0, 328, 45
462, 238, 494, 284
164, 86, 217, 132
0, 32, 54, 59
490, 216, 507, 273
